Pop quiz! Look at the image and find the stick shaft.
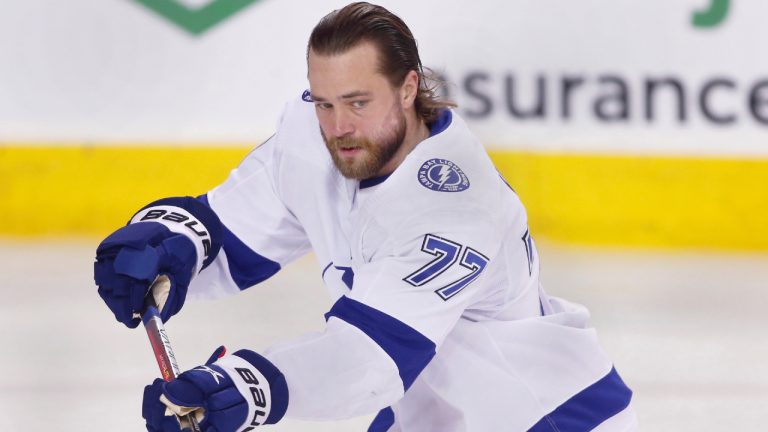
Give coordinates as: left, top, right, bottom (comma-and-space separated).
142, 293, 202, 432
142, 305, 181, 380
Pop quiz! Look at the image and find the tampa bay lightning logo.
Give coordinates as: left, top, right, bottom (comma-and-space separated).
301, 90, 313, 102
418, 159, 470, 192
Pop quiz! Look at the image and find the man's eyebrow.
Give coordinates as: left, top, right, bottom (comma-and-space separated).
311, 91, 371, 103
341, 91, 371, 99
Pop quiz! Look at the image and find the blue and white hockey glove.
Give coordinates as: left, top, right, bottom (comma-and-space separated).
94, 197, 222, 328
143, 346, 289, 432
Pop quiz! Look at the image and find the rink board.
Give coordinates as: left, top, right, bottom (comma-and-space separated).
1, 145, 766, 250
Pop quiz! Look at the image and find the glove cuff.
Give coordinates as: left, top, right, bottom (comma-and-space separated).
213, 349, 289, 427
130, 196, 223, 275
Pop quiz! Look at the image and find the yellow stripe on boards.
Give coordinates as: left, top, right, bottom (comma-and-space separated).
1, 145, 767, 250
491, 151, 768, 251
0, 146, 250, 237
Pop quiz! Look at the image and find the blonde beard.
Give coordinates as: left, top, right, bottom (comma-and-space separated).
324, 110, 407, 180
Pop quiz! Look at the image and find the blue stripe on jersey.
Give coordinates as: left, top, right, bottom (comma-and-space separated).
336, 266, 354, 289
197, 195, 281, 290
325, 296, 436, 391
528, 367, 632, 432
322, 262, 355, 289
368, 407, 394, 432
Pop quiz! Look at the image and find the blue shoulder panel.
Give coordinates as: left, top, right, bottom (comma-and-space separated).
197, 195, 281, 290
528, 367, 632, 432
325, 296, 436, 391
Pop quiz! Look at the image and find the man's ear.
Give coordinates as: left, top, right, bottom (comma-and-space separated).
400, 70, 420, 109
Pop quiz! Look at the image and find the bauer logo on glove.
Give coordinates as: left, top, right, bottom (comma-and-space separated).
142, 346, 288, 432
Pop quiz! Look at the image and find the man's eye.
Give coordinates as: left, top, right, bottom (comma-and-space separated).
316, 103, 332, 110
351, 100, 368, 108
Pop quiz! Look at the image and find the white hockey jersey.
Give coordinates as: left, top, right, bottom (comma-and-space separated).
189, 95, 636, 431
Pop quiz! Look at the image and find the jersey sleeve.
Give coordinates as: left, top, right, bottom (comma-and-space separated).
257, 206, 503, 420
262, 316, 406, 420
187, 130, 312, 300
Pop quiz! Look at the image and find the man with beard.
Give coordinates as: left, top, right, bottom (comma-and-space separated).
94, 2, 636, 431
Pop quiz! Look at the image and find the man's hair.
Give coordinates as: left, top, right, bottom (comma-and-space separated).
308, 2, 455, 124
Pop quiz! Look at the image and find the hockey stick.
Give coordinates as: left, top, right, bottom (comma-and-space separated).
142, 278, 202, 432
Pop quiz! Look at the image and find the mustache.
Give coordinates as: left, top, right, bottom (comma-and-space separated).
326, 135, 372, 150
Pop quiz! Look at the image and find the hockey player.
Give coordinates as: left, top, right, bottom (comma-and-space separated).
94, 2, 637, 431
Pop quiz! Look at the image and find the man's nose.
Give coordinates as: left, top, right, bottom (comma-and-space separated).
331, 110, 355, 138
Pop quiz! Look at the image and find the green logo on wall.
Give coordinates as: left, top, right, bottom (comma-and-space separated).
133, 0, 264, 35
692, 0, 730, 28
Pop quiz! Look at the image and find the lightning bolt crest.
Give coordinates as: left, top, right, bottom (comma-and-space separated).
436, 165, 453, 187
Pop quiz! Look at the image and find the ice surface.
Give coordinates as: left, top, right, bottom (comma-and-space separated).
0, 240, 766, 431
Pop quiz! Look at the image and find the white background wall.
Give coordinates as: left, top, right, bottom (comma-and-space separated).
1, 0, 767, 155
